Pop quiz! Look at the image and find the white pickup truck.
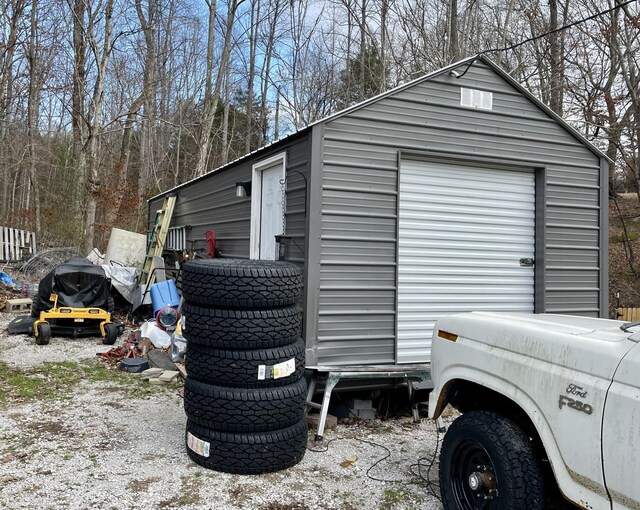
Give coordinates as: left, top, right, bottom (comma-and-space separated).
428, 312, 640, 510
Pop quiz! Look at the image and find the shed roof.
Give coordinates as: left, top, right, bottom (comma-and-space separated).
150, 55, 608, 201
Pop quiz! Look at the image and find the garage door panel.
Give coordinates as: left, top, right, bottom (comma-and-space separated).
397, 159, 535, 363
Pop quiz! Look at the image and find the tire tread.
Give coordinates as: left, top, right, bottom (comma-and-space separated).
183, 376, 307, 432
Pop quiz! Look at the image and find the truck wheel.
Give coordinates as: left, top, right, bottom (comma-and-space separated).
35, 323, 51, 345
439, 410, 544, 510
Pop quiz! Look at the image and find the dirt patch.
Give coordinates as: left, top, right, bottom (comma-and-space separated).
127, 476, 162, 494
260, 503, 311, 510
23, 419, 74, 436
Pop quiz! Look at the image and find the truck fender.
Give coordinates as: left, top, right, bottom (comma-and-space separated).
430, 364, 610, 510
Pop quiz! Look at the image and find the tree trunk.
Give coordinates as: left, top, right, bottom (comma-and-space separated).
27, 0, 41, 236
448, 0, 459, 62
359, 0, 366, 101
194, 0, 243, 178
72, 0, 89, 229
136, 0, 158, 218
104, 96, 144, 228
83, 0, 114, 253
548, 0, 563, 115
0, 1, 27, 222
246, 1, 258, 153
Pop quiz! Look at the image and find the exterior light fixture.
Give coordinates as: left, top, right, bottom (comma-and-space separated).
236, 181, 252, 197
275, 235, 292, 261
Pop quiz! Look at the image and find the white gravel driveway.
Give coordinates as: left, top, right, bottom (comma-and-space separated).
0, 312, 444, 510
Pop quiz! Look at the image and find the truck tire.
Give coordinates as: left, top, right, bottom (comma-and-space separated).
182, 259, 302, 309
439, 410, 545, 510
186, 337, 305, 388
185, 418, 307, 474
183, 376, 307, 433
182, 303, 301, 349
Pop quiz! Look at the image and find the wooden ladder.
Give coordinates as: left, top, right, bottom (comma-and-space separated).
140, 194, 177, 286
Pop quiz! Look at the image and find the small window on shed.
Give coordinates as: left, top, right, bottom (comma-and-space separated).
165, 226, 187, 251
460, 87, 493, 110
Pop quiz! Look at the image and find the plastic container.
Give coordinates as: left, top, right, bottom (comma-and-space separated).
150, 279, 180, 316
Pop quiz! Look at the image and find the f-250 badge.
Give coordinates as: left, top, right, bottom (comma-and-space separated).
558, 395, 593, 415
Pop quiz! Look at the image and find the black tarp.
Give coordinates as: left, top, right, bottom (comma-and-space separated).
33, 258, 112, 316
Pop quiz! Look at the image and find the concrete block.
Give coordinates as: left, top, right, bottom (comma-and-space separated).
307, 412, 338, 431
140, 368, 164, 380
344, 398, 373, 410
148, 378, 164, 385
354, 408, 376, 420
5, 298, 32, 312
159, 370, 179, 383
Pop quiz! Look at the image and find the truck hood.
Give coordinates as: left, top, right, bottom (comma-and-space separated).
434, 312, 637, 378
437, 312, 634, 343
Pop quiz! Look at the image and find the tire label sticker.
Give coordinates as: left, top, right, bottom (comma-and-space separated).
257, 358, 296, 380
187, 432, 210, 457
273, 358, 296, 379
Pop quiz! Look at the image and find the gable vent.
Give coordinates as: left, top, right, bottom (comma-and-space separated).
460, 87, 493, 110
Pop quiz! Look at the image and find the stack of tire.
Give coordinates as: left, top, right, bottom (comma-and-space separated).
180, 258, 307, 475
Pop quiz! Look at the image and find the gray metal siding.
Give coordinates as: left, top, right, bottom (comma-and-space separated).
314, 61, 603, 365
148, 133, 310, 262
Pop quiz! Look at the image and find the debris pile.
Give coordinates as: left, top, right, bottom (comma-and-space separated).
0, 271, 20, 311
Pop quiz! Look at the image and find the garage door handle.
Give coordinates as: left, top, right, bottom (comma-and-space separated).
520, 258, 534, 267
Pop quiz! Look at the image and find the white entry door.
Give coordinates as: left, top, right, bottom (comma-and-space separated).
250, 154, 286, 260
397, 159, 536, 363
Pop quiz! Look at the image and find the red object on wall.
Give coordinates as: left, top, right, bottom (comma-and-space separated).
205, 230, 217, 258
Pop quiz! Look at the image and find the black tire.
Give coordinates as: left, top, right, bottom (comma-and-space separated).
186, 337, 305, 388
182, 259, 302, 309
439, 410, 545, 510
35, 322, 51, 345
185, 418, 308, 475
182, 303, 301, 349
183, 376, 307, 432
102, 323, 118, 345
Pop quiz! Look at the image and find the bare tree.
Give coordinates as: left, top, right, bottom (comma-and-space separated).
27, 0, 42, 235
71, 0, 116, 252
194, 0, 244, 178
135, 0, 159, 216
0, 0, 27, 222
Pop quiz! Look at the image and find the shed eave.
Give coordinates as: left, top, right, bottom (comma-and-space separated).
148, 127, 311, 202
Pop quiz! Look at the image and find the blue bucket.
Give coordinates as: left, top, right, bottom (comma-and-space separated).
150, 280, 180, 316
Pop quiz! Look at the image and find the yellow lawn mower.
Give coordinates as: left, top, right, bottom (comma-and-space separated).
31, 257, 123, 346
33, 293, 118, 346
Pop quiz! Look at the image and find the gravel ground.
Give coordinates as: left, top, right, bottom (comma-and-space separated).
0, 311, 445, 510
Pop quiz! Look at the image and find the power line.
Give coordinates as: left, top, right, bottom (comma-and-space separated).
488, 0, 636, 56
456, 0, 638, 78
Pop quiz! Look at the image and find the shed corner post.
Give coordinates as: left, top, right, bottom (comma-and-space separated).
600, 156, 610, 318
304, 123, 325, 366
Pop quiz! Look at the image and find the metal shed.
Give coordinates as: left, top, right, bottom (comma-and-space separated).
149, 55, 609, 369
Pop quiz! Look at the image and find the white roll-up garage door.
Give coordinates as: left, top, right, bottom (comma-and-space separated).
397, 159, 535, 363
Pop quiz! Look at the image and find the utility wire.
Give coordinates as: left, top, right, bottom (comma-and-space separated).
456, 0, 638, 78
306, 418, 444, 503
